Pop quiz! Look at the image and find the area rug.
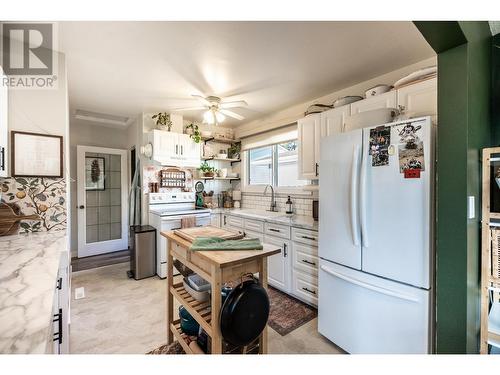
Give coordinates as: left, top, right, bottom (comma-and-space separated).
146, 286, 317, 353
147, 341, 185, 354
267, 286, 317, 336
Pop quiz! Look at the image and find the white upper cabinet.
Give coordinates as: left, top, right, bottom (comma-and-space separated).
150, 130, 200, 168
298, 113, 321, 180
297, 79, 437, 183
0, 67, 7, 178
350, 90, 397, 114
320, 105, 350, 137
397, 77, 437, 120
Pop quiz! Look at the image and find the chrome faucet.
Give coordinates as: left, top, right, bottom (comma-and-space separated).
264, 185, 278, 212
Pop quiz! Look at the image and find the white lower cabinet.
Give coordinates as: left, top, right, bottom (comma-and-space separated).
264, 234, 291, 292
210, 213, 220, 228
49, 252, 70, 354
217, 213, 319, 306
291, 269, 318, 306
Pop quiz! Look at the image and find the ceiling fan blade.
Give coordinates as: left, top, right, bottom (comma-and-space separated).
191, 95, 211, 106
220, 100, 248, 109
171, 106, 207, 112
220, 109, 245, 121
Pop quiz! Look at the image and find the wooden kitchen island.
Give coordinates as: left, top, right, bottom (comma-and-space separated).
161, 226, 281, 354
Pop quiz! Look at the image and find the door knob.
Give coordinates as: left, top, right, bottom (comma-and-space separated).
78, 205, 85, 209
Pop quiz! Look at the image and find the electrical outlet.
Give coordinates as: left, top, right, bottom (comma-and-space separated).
74, 287, 85, 300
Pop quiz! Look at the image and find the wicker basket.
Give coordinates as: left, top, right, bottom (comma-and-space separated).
491, 229, 500, 286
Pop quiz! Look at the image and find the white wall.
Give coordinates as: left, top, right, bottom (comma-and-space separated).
69, 120, 131, 256
3, 52, 70, 240
235, 57, 437, 139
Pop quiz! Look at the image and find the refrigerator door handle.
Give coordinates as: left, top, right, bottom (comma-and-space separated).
320, 264, 419, 303
360, 143, 369, 247
350, 145, 361, 246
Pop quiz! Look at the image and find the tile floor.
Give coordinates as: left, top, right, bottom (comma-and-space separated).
70, 262, 342, 354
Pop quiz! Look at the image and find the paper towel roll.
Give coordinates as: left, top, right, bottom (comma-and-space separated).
232, 190, 241, 201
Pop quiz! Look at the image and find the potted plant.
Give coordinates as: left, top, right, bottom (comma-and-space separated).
185, 123, 202, 143
152, 112, 173, 131
227, 142, 241, 160
198, 162, 216, 177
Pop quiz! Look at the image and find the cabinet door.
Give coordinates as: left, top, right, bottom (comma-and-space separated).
350, 91, 397, 114
210, 213, 220, 228
397, 78, 437, 119
175, 134, 201, 168
298, 114, 320, 180
0, 67, 8, 177
320, 105, 350, 137
153, 130, 177, 163
264, 235, 291, 292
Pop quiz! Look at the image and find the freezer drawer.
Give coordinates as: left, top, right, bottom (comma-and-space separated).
318, 260, 430, 354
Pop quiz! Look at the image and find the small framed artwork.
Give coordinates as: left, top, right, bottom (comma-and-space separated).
85, 157, 105, 191
11, 131, 63, 177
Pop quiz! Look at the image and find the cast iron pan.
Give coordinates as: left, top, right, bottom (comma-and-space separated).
219, 276, 270, 347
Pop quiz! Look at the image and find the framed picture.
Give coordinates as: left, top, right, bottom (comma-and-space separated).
11, 131, 63, 177
85, 157, 105, 191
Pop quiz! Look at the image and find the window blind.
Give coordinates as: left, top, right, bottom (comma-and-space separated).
240, 123, 297, 151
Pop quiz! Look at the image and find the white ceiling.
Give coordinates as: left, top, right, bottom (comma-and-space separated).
59, 21, 434, 127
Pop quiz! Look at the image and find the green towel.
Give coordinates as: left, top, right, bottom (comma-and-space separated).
190, 237, 263, 251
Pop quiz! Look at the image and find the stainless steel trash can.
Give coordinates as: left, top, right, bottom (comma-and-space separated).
129, 225, 156, 280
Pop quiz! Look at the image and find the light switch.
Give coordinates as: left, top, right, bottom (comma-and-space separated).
467, 196, 475, 219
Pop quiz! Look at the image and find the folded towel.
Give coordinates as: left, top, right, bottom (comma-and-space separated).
190, 237, 263, 251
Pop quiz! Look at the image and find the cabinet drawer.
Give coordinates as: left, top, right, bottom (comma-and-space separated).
293, 243, 319, 275
292, 270, 318, 306
291, 227, 318, 246
244, 218, 264, 233
264, 222, 290, 239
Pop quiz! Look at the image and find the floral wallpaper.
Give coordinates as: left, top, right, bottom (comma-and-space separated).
0, 177, 67, 235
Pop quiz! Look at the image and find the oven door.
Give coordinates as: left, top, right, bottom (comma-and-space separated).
157, 213, 211, 278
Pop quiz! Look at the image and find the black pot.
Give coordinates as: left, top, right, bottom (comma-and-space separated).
219, 277, 269, 347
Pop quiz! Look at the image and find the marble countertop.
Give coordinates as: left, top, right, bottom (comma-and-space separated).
0, 230, 67, 354
210, 208, 318, 231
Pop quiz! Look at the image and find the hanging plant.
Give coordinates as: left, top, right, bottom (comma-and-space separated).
185, 123, 202, 143
91, 159, 101, 183
152, 112, 173, 131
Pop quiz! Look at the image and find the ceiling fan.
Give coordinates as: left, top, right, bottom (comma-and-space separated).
172, 95, 248, 125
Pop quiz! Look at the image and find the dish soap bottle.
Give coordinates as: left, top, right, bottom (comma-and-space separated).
286, 195, 293, 215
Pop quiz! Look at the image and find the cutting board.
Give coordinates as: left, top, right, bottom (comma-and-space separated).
174, 225, 244, 243
0, 202, 41, 236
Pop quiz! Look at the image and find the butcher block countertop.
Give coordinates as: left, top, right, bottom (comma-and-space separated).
162, 227, 280, 268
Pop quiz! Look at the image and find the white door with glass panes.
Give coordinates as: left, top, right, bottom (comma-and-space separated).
298, 113, 320, 180
77, 146, 128, 257
350, 90, 397, 114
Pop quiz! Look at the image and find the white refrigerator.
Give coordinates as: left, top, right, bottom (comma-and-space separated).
318, 117, 433, 354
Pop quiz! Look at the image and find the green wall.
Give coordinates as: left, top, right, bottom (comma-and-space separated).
415, 21, 491, 353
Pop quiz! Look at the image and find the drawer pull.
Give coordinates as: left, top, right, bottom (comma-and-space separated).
301, 259, 316, 266
269, 228, 280, 233
283, 243, 288, 257
302, 287, 317, 295
301, 235, 316, 241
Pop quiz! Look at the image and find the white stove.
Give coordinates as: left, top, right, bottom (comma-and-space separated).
148, 192, 211, 278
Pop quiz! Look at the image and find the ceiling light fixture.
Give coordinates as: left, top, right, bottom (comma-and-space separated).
203, 108, 225, 125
